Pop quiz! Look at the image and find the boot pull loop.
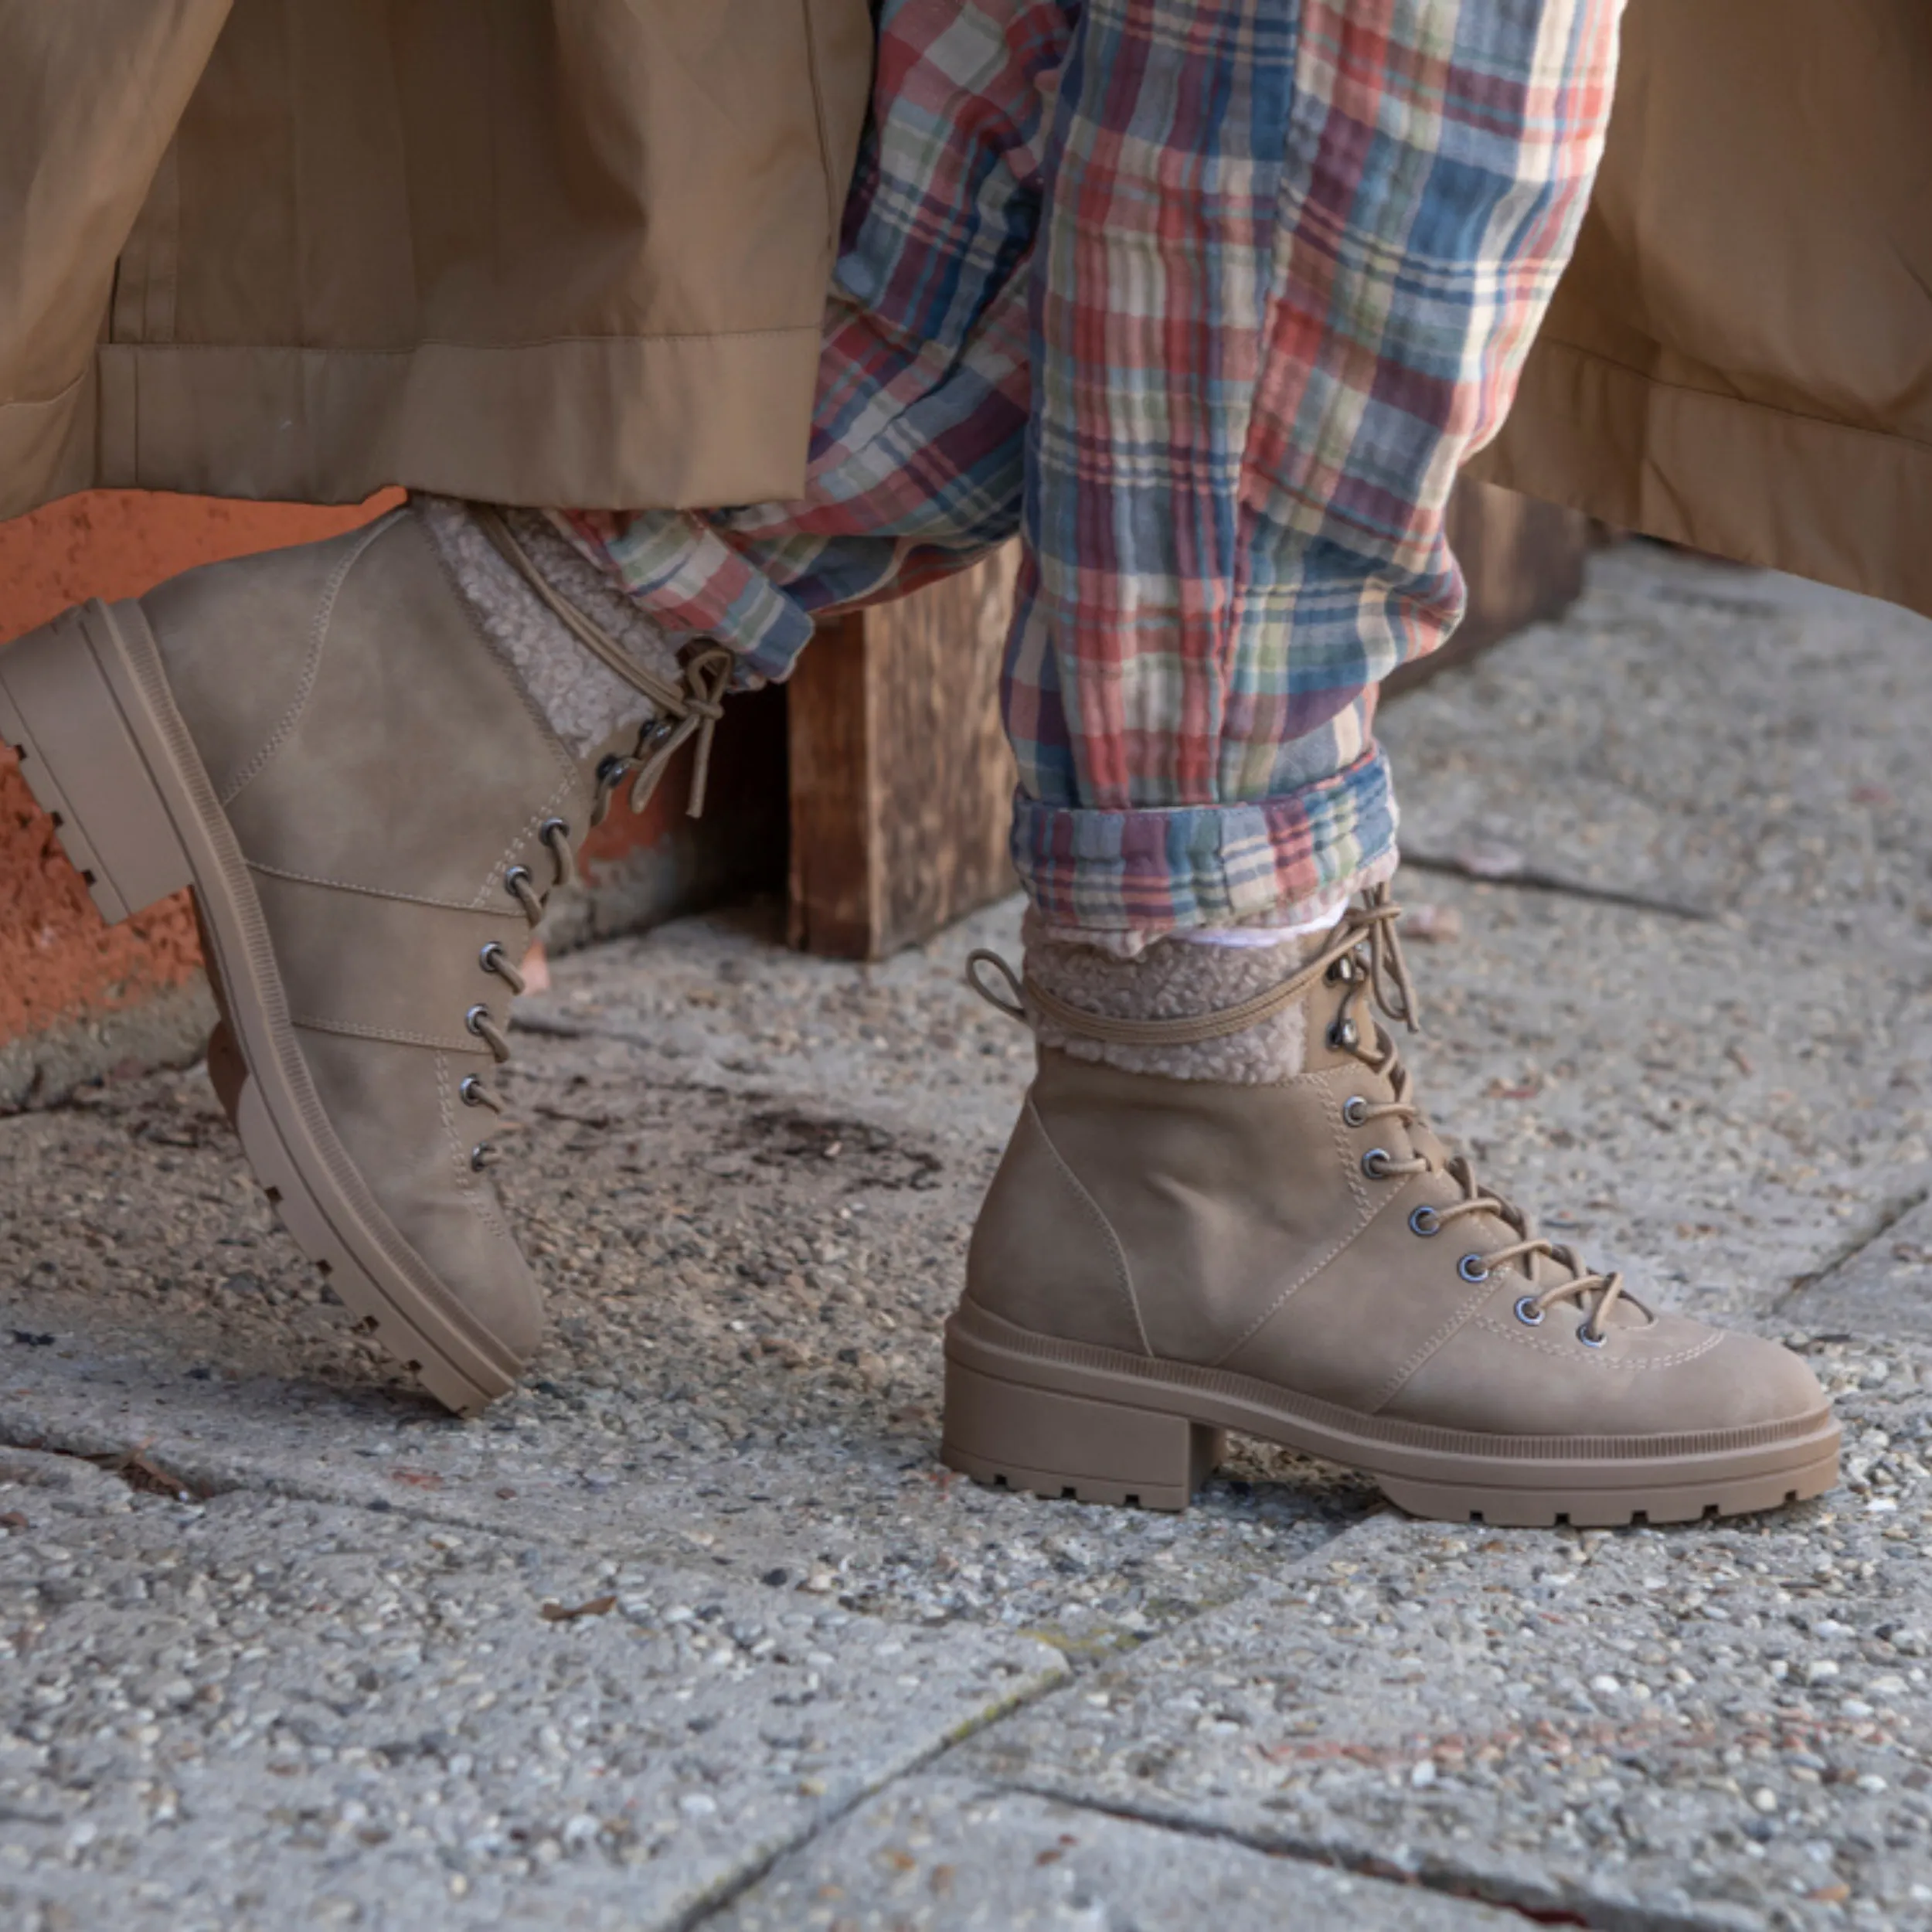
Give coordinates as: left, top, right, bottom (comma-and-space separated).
966, 950, 1029, 1024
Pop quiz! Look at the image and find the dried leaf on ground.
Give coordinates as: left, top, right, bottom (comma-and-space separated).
539, 1594, 618, 1623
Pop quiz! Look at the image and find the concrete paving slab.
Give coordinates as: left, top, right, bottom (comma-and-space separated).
961, 1478, 1932, 1930
0, 1333, 1364, 1661
0, 542, 1928, 1927
714, 1774, 1522, 1930
0, 1477, 1063, 1932
1382, 545, 1932, 945
1782, 1196, 1932, 1345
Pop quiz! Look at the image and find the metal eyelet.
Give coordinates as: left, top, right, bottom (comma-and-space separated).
1361, 1148, 1393, 1180
1341, 1096, 1370, 1128
480, 941, 506, 975
1409, 1205, 1441, 1238
465, 1003, 493, 1037
539, 816, 570, 848
504, 865, 535, 899
1513, 1295, 1544, 1326
459, 1075, 488, 1108
1325, 956, 1356, 984
1577, 1321, 1607, 1349
590, 755, 634, 826
1328, 1018, 1359, 1050
1458, 1253, 1492, 1284
470, 1142, 496, 1172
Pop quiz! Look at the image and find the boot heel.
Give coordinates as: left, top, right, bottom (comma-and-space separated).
941, 1355, 1223, 1512
0, 603, 194, 923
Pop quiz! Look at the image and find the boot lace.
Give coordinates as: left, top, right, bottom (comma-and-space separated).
455, 817, 579, 1170
457, 508, 736, 1174
968, 883, 1638, 1345
1321, 889, 1635, 1344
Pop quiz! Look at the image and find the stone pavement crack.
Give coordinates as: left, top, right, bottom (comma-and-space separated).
1399, 851, 1713, 925
670, 1666, 1072, 1932
2, 1434, 218, 1502
1783, 1183, 1932, 1310
967, 1777, 1729, 1930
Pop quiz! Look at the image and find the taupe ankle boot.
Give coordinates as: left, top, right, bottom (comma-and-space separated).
0, 505, 726, 1412
944, 891, 1839, 1526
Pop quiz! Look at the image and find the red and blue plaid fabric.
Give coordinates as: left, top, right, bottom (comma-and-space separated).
563, 0, 1621, 941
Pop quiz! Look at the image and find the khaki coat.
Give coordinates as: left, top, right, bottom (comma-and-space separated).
3, 0, 1927, 629
1476, 0, 1932, 621
0, 0, 872, 517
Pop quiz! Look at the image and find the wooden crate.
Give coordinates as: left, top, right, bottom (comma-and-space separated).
787, 547, 1019, 959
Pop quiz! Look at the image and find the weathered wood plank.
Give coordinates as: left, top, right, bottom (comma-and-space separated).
871, 549, 1019, 954
785, 611, 879, 957
787, 553, 1018, 960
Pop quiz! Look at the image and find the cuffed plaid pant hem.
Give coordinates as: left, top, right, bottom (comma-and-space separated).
564, 0, 1621, 943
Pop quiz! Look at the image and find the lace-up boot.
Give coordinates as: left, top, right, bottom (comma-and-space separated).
0, 504, 726, 1412
944, 889, 1839, 1524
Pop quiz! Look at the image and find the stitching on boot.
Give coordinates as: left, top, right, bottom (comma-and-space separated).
1468, 1317, 1727, 1371
219, 513, 403, 808
1213, 1069, 1377, 1366
1025, 1094, 1152, 1358
1362, 1228, 1503, 1413
293, 1014, 481, 1053
246, 857, 504, 915
475, 767, 582, 910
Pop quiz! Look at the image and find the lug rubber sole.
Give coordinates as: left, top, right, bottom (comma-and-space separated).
0, 600, 527, 1414
941, 1301, 1840, 1527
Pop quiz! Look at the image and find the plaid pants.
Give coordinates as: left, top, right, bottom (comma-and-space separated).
565, 0, 1621, 943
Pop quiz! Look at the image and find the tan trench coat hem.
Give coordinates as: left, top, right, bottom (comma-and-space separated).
0, 373, 96, 514
0, 0, 874, 519
2, 329, 825, 519
1474, 341, 1932, 626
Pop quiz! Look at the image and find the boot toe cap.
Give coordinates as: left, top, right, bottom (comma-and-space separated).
1694, 1326, 1832, 1434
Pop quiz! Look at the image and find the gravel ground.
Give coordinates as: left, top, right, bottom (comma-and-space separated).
964, 1492, 1932, 1930
0, 1449, 1061, 1930
2, 545, 1928, 1927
